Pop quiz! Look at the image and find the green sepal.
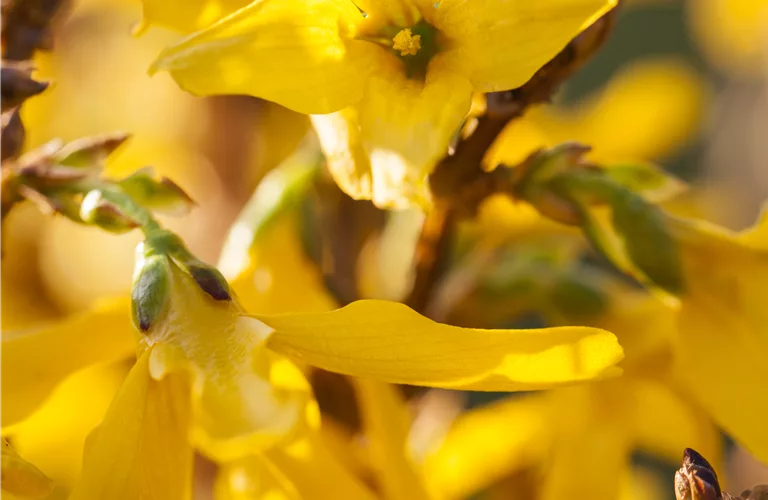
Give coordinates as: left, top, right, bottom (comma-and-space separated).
131, 244, 172, 333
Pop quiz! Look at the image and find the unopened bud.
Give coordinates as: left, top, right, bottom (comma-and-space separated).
1, 65, 49, 112
119, 168, 196, 216
131, 243, 172, 333
80, 190, 139, 233
186, 261, 231, 301
675, 449, 722, 500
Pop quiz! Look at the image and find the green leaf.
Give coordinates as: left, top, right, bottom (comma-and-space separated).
602, 162, 686, 203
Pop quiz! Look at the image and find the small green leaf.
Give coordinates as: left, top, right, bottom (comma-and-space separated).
54, 132, 129, 170
603, 162, 686, 202
119, 168, 196, 216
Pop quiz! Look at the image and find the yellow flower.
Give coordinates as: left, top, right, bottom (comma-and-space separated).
424, 289, 721, 500
669, 209, 768, 464
485, 58, 706, 169
688, 0, 768, 77
149, 0, 617, 208
1, 438, 54, 500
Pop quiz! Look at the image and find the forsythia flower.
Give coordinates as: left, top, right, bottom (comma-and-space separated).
148, 0, 618, 208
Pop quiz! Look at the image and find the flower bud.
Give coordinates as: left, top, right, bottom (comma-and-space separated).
79, 189, 139, 233
131, 243, 173, 333
675, 448, 722, 500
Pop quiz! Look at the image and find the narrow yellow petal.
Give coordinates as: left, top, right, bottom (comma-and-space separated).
429, 0, 618, 91
671, 216, 768, 463
151, 0, 382, 114
257, 300, 623, 391
217, 432, 377, 500
6, 363, 127, 492
1, 439, 54, 499
1, 298, 135, 427
424, 394, 550, 500
355, 64, 474, 208
353, 379, 434, 500
139, 0, 250, 33
70, 351, 193, 500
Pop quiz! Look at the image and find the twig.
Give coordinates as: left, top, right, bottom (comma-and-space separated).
405, 7, 619, 314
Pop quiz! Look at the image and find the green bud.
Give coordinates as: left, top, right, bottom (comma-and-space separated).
118, 167, 196, 216
131, 243, 172, 333
79, 190, 139, 234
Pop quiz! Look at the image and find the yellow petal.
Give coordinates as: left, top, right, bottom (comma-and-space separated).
424, 394, 550, 500
144, 262, 312, 461
216, 432, 377, 500
428, 0, 617, 92
541, 384, 631, 500
70, 351, 193, 500
1, 439, 54, 499
671, 215, 768, 463
1, 298, 135, 427
629, 378, 722, 467
151, 0, 382, 114
353, 379, 434, 500
139, 0, 251, 33
354, 63, 473, 208
6, 363, 127, 492
227, 215, 336, 315
257, 299, 623, 390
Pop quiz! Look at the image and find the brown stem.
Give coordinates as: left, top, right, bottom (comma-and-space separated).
406, 6, 619, 316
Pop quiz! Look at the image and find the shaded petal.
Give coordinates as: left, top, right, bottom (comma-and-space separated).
257, 299, 623, 391
145, 263, 312, 461
6, 363, 127, 491
541, 384, 630, 500
70, 351, 193, 500
151, 0, 383, 114
1, 298, 135, 427
354, 64, 473, 208
1, 439, 53, 499
670, 216, 768, 463
423, 394, 550, 500
216, 432, 377, 500
427, 0, 617, 91
139, 0, 251, 33
353, 379, 434, 500
629, 378, 722, 467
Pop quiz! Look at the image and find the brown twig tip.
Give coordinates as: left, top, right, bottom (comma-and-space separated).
1, 64, 49, 112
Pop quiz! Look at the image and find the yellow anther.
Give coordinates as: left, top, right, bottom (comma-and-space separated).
392, 28, 421, 56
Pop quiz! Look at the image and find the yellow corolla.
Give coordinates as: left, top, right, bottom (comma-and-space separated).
148, 0, 617, 208
63, 249, 621, 497
485, 58, 706, 168
1, 439, 54, 500
424, 289, 721, 500
669, 208, 768, 464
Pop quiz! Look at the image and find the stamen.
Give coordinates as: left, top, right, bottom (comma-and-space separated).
392, 28, 421, 56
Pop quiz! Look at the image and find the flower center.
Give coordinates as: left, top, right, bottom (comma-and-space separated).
392, 28, 421, 56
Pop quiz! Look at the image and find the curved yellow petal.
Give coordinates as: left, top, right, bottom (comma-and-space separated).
70, 351, 193, 500
216, 432, 377, 500
354, 63, 473, 208
424, 394, 550, 500
139, 0, 250, 33
429, 0, 617, 92
6, 363, 127, 492
257, 299, 623, 390
1, 298, 135, 427
670, 216, 768, 463
1, 439, 53, 499
151, 0, 383, 114
353, 379, 434, 500
144, 262, 311, 462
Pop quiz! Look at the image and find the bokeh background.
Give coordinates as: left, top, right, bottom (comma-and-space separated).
3, 0, 768, 498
